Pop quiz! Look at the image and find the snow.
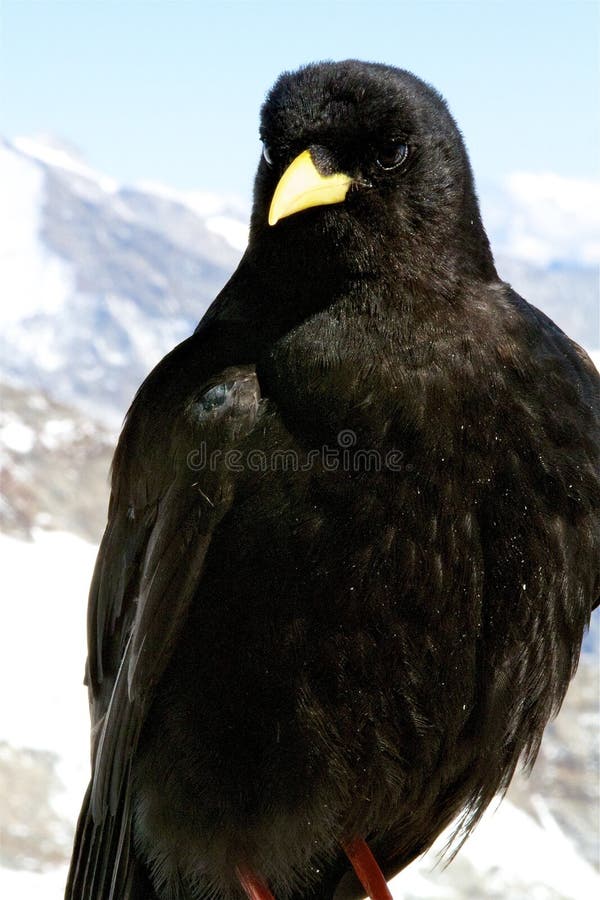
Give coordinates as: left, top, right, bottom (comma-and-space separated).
0, 420, 35, 454
481, 172, 600, 268
0, 142, 76, 325
204, 213, 249, 251
135, 179, 250, 250
40, 418, 76, 449
135, 180, 248, 219
0, 865, 70, 900
12, 135, 118, 194
105, 292, 191, 370
26, 394, 49, 412
0, 531, 95, 825
416, 795, 599, 899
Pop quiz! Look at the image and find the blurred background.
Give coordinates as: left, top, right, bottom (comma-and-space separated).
0, 1, 598, 897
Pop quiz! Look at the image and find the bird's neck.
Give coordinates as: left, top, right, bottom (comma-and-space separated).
243, 212, 496, 329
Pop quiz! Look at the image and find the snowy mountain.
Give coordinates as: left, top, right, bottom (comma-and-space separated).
479, 172, 600, 269
0, 136, 598, 429
0, 381, 113, 541
0, 136, 246, 426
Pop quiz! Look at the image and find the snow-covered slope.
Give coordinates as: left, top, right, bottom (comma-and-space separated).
0, 137, 247, 425
0, 141, 76, 326
480, 172, 600, 269
0, 532, 94, 885
0, 381, 113, 541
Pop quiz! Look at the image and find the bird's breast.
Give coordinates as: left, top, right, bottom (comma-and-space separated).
134, 417, 483, 855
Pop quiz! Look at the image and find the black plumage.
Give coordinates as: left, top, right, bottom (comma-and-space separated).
66, 60, 600, 900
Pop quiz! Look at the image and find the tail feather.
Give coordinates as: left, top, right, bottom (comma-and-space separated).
65, 779, 152, 899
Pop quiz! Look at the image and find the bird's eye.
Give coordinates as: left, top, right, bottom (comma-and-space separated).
262, 143, 274, 166
376, 141, 409, 171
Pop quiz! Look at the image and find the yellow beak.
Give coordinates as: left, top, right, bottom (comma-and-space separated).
268, 149, 352, 226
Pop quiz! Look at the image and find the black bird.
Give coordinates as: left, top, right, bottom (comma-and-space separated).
66, 60, 600, 900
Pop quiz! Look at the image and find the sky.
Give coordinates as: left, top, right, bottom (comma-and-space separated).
1, 0, 599, 205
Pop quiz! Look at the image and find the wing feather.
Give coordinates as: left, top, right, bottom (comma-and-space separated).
66, 355, 261, 899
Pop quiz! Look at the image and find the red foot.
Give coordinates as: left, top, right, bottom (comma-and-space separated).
342, 837, 393, 900
236, 865, 275, 900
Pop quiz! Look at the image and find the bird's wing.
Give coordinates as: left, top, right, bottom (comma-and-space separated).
67, 338, 261, 899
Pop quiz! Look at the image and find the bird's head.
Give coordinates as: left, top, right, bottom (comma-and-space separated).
249, 60, 496, 296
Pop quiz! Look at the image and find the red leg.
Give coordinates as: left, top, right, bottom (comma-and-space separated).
236, 865, 275, 900
342, 837, 393, 900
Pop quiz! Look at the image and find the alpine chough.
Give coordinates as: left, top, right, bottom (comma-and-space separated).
66, 60, 600, 900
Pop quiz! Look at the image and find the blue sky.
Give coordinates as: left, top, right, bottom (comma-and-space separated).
1, 0, 598, 203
